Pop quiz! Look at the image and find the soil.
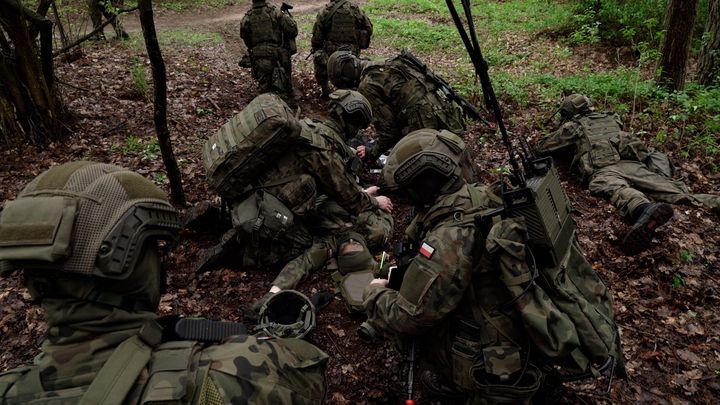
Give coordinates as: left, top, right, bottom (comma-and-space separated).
1, 1, 719, 404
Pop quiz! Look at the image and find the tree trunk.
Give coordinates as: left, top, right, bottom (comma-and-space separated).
657, 0, 699, 91
0, 0, 62, 146
138, 0, 186, 205
696, 0, 720, 85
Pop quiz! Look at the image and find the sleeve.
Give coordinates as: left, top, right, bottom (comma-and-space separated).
362, 224, 475, 336
311, 10, 325, 49
239, 16, 250, 46
360, 9, 373, 36
536, 122, 580, 155
359, 75, 401, 159
279, 10, 298, 38
302, 147, 378, 214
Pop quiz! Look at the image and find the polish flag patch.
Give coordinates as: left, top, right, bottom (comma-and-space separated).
419, 242, 435, 259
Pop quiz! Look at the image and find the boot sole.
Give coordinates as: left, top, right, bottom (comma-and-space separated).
622, 203, 674, 255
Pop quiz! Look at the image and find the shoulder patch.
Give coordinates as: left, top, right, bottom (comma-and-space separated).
419, 242, 435, 259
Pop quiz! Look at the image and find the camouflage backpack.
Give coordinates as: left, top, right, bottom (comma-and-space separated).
245, 5, 280, 46
202, 93, 303, 200
325, 0, 361, 45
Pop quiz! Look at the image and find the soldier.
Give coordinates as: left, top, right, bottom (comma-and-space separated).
0, 161, 328, 404
537, 94, 720, 254
240, 0, 298, 96
311, 0, 373, 98
88, 0, 129, 40
361, 129, 544, 403
327, 50, 466, 161
198, 91, 394, 312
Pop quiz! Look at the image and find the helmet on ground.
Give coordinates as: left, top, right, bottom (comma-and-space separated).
328, 89, 373, 133
328, 51, 362, 89
560, 94, 592, 119
258, 290, 316, 339
0, 161, 181, 309
383, 129, 465, 202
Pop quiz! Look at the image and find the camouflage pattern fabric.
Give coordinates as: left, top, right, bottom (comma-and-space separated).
311, 0, 372, 95
238, 118, 387, 290
538, 112, 720, 217
362, 183, 542, 403
240, 2, 298, 94
356, 56, 465, 159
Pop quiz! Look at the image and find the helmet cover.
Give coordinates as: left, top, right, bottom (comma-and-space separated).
328, 51, 362, 89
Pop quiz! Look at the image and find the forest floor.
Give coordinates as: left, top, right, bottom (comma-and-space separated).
1, 1, 719, 404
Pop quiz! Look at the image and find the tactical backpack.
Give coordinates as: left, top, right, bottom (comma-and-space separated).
202, 93, 303, 200
575, 112, 623, 176
245, 5, 281, 46
326, 0, 361, 45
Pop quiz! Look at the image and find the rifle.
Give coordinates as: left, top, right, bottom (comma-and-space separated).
398, 49, 488, 126
446, 0, 575, 268
280, 2, 293, 14
279, 3, 297, 54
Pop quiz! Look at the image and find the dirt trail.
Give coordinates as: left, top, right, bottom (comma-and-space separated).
124, 0, 329, 32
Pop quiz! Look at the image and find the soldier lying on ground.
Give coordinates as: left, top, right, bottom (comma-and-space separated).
240, 0, 298, 98
537, 94, 720, 254
197, 90, 393, 315
311, 0, 373, 98
0, 161, 328, 404
327, 50, 466, 161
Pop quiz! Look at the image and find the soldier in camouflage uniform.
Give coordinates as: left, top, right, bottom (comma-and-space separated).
362, 129, 544, 404
88, 0, 129, 40
311, 0, 373, 98
327, 50, 466, 160
538, 94, 720, 254
240, 0, 298, 95
0, 161, 328, 404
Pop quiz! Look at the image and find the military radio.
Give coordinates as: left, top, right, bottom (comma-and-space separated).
446, 0, 574, 268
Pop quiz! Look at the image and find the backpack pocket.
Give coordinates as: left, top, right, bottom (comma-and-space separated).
232, 190, 294, 240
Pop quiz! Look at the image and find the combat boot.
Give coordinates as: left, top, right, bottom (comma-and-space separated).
196, 228, 241, 273
420, 370, 465, 402
320, 82, 330, 99
622, 202, 674, 255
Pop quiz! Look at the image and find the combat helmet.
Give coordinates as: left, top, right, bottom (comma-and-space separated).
328, 89, 373, 137
328, 51, 362, 89
257, 290, 316, 339
383, 129, 466, 203
559, 93, 592, 120
0, 161, 181, 309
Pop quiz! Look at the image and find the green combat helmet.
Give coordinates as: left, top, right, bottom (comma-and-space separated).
328, 89, 373, 138
0, 161, 181, 310
559, 93, 592, 120
257, 290, 316, 339
383, 128, 466, 203
327, 50, 363, 89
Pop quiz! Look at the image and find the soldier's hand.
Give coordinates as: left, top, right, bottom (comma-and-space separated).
364, 186, 380, 196
356, 145, 366, 159
375, 196, 393, 213
370, 278, 389, 287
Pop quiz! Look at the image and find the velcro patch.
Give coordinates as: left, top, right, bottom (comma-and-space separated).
419, 242, 435, 259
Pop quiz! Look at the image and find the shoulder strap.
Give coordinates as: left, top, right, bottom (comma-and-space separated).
79, 322, 162, 405
327, 0, 349, 19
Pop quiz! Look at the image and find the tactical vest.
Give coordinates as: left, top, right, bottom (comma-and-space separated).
326, 1, 360, 44
576, 112, 622, 175
245, 5, 281, 47
380, 58, 465, 135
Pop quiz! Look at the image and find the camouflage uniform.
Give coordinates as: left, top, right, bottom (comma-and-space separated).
537, 111, 720, 218
329, 52, 466, 160
363, 130, 543, 404
0, 161, 328, 404
240, 0, 298, 94
248, 116, 393, 290
311, 0, 372, 97
88, 0, 128, 40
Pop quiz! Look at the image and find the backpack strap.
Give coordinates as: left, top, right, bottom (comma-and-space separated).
326, 0, 349, 23
78, 321, 163, 405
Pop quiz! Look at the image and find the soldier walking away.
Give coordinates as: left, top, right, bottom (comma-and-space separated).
88, 0, 129, 40
538, 94, 720, 255
311, 0, 372, 98
328, 50, 466, 161
0, 161, 328, 404
240, 0, 298, 97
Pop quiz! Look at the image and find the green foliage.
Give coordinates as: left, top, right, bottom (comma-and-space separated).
370, 17, 460, 54
680, 250, 695, 263
672, 273, 687, 288
117, 135, 161, 162
153, 172, 168, 185
155, 0, 239, 12
130, 57, 149, 95
195, 107, 214, 116
364, 0, 445, 17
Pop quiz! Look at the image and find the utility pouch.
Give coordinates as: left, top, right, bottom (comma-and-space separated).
471, 362, 542, 405
588, 140, 620, 169
272, 66, 288, 91
0, 196, 78, 263
332, 269, 374, 313
232, 190, 294, 240
451, 339, 479, 391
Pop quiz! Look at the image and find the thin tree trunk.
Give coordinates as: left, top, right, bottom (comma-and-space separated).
696, 0, 720, 85
138, 0, 186, 205
657, 0, 699, 91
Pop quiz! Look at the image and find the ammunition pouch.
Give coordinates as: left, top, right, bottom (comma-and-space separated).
232, 190, 294, 241
470, 362, 542, 405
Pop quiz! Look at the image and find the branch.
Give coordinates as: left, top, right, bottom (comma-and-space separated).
52, 7, 138, 58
